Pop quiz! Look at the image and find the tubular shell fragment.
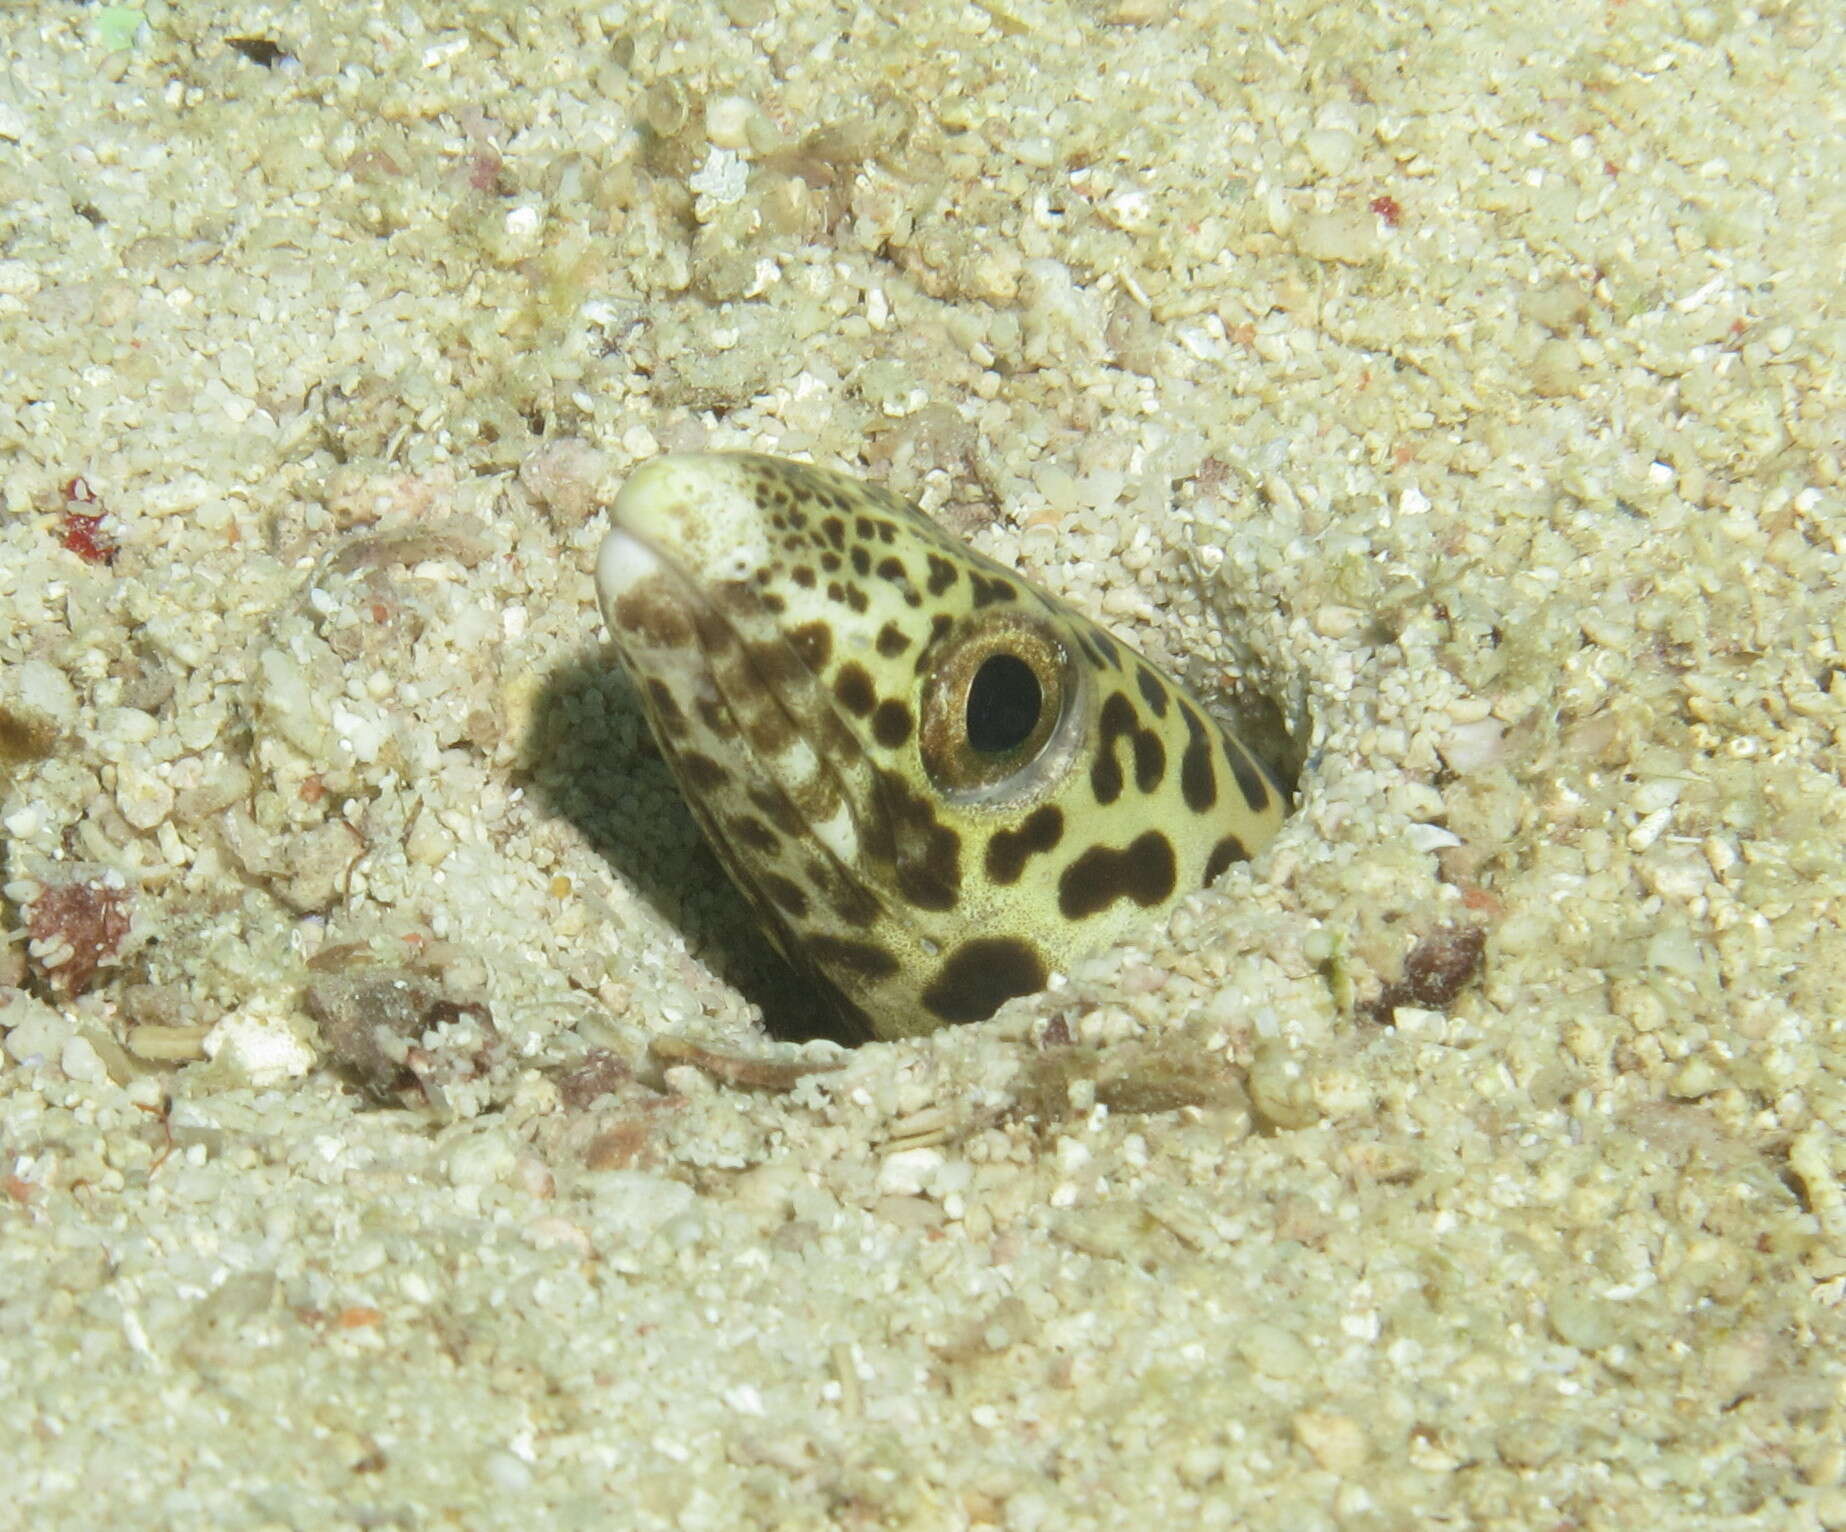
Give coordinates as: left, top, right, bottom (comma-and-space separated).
596, 453, 1289, 1041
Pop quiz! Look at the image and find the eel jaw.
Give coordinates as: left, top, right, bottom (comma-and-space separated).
593, 524, 663, 621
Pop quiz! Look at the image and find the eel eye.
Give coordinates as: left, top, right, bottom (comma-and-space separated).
920, 613, 1076, 802
966, 654, 1042, 754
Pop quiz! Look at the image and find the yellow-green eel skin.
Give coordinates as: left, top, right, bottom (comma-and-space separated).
596, 453, 1289, 1041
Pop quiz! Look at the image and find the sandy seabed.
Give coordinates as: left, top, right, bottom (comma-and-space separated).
2, 1, 1843, 1527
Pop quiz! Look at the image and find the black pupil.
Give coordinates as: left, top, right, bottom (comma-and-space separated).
966, 654, 1043, 754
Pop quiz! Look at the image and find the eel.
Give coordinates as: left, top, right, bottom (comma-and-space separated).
595, 453, 1289, 1041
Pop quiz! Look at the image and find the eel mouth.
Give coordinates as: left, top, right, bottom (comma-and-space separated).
594, 523, 665, 611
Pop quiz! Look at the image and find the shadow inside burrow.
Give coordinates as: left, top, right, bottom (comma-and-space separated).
1217, 685, 1306, 808
1173, 577, 1310, 809
521, 650, 864, 1047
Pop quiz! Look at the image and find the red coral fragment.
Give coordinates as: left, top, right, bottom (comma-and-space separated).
60, 512, 118, 565
58, 479, 117, 564
1362, 924, 1487, 1024
1369, 194, 1402, 228
25, 876, 133, 995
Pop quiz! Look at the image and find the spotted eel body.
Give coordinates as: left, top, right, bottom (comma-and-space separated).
596, 454, 1289, 1041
